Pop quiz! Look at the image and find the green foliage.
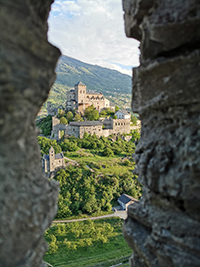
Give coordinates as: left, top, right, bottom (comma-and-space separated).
66, 111, 74, 122
49, 234, 58, 254
36, 115, 52, 136
37, 133, 142, 219
60, 117, 68, 124
84, 105, 99, 121
58, 109, 65, 118
44, 218, 132, 266
115, 106, 120, 112
60, 139, 79, 152
37, 136, 62, 156
113, 115, 117, 119
131, 115, 137, 125
74, 114, 83, 121
103, 147, 114, 157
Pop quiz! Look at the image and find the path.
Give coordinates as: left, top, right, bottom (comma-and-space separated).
53, 210, 127, 223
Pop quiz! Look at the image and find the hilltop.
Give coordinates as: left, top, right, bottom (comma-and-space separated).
44, 55, 132, 109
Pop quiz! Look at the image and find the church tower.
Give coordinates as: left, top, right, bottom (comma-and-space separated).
49, 146, 55, 172
74, 81, 86, 109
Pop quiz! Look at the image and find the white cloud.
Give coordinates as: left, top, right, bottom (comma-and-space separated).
48, 0, 140, 74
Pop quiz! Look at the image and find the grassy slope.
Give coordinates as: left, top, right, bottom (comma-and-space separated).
44, 218, 132, 267
65, 150, 135, 176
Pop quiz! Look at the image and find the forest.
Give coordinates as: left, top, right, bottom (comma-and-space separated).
37, 130, 142, 219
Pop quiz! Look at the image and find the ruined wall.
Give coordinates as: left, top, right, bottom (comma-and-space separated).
123, 0, 200, 266
0, 0, 60, 266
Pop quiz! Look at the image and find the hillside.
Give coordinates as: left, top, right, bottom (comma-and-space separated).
44, 55, 132, 109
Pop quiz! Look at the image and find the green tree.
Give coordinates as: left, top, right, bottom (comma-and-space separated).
49, 235, 58, 254
60, 117, 68, 124
36, 115, 52, 136
115, 106, 119, 112
102, 147, 114, 157
66, 111, 74, 121
74, 114, 83, 121
131, 115, 137, 125
84, 105, 99, 121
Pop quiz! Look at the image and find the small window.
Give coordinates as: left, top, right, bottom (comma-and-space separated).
80, 90, 82, 93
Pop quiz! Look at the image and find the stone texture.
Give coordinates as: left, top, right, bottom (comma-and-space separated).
0, 0, 60, 266
123, 0, 200, 266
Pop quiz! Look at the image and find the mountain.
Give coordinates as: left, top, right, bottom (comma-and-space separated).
45, 55, 132, 108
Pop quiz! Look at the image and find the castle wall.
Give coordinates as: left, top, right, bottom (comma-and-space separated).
66, 125, 80, 138
112, 119, 130, 134
0, 1, 60, 265
79, 125, 103, 138
123, 1, 200, 266
65, 119, 130, 139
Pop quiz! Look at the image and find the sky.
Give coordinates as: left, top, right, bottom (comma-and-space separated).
48, 0, 140, 76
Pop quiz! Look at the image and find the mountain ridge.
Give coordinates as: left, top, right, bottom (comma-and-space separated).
45, 55, 132, 108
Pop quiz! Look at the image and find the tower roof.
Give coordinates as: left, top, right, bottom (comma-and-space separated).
74, 81, 86, 86
49, 146, 54, 152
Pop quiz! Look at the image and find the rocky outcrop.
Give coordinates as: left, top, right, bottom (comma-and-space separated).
0, 0, 60, 266
123, 0, 200, 266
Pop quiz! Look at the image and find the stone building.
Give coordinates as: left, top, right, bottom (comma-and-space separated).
42, 146, 64, 173
67, 121, 103, 139
118, 194, 138, 210
51, 114, 131, 139
66, 81, 114, 114
47, 102, 64, 116
115, 109, 131, 119
50, 116, 67, 139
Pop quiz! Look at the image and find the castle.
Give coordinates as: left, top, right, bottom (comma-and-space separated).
66, 81, 115, 114
51, 109, 131, 139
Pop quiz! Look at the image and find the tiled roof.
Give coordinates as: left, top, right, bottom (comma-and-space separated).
74, 81, 86, 86
55, 153, 64, 159
117, 109, 131, 115
87, 90, 102, 95
69, 121, 102, 127
44, 155, 49, 160
118, 194, 138, 204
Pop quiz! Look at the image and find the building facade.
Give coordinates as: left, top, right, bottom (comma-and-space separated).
42, 146, 64, 173
115, 109, 131, 119
66, 81, 114, 114
118, 194, 138, 210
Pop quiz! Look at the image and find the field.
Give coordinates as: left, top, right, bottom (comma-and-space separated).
44, 218, 132, 267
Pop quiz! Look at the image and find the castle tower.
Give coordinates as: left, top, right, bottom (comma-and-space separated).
49, 146, 55, 172
47, 101, 51, 116
74, 81, 86, 109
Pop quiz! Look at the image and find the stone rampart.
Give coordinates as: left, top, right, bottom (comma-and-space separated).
123, 0, 200, 266
0, 1, 60, 266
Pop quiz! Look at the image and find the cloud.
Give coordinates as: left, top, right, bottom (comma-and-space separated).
48, 0, 140, 75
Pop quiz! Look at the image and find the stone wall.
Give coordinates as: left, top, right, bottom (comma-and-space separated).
0, 1, 60, 266
123, 0, 200, 266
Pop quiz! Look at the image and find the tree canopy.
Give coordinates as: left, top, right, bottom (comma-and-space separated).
84, 105, 99, 121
